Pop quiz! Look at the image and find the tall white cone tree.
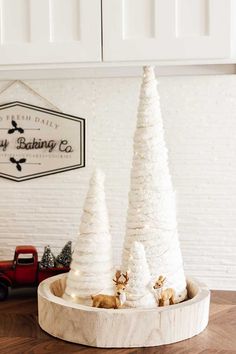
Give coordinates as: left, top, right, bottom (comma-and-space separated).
125, 242, 156, 308
122, 66, 186, 299
63, 169, 114, 304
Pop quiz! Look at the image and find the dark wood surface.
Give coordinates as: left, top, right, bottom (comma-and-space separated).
0, 288, 235, 354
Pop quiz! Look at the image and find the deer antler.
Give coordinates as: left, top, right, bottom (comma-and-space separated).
158, 275, 166, 283
113, 270, 122, 284
122, 272, 129, 285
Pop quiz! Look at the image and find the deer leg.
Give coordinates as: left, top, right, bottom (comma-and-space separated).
170, 295, 175, 305
92, 300, 99, 308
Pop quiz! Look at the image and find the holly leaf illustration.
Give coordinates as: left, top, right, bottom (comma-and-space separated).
12, 120, 17, 128
10, 157, 16, 163
8, 128, 15, 134
16, 164, 22, 171
19, 158, 26, 164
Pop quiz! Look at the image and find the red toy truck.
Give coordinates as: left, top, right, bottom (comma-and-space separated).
0, 245, 69, 300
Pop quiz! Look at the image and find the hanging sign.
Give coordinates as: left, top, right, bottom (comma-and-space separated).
0, 101, 85, 181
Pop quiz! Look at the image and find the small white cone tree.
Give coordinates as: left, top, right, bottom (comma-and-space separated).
63, 169, 114, 305
122, 66, 187, 300
125, 242, 156, 308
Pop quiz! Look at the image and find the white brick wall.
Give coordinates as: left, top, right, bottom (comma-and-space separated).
0, 75, 235, 290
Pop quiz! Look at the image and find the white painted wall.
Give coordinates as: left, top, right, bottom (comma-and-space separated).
0, 74, 235, 291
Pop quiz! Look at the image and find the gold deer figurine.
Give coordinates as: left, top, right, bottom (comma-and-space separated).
91, 270, 129, 309
153, 275, 175, 307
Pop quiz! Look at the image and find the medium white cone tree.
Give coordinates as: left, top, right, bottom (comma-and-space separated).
122, 66, 186, 299
63, 169, 114, 305
125, 242, 156, 308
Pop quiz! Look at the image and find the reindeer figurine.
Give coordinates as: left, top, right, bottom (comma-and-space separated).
153, 275, 175, 307
91, 270, 129, 309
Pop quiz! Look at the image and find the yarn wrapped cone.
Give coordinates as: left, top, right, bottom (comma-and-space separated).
122, 66, 187, 300
125, 242, 156, 308
63, 169, 114, 305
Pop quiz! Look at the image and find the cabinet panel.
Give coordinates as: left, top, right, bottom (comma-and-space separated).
50, 0, 80, 42
176, 0, 209, 37
1, 0, 30, 43
123, 0, 155, 39
0, 0, 101, 64
103, 0, 231, 61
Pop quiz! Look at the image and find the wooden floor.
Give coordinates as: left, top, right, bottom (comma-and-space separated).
0, 288, 235, 354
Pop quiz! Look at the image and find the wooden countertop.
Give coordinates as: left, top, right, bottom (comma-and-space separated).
0, 288, 235, 354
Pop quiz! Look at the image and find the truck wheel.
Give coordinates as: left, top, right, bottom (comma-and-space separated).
0, 283, 8, 301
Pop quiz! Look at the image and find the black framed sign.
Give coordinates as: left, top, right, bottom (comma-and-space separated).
0, 102, 86, 182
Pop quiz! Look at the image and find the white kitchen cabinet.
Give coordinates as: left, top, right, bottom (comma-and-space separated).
102, 0, 231, 62
0, 0, 234, 75
0, 0, 101, 65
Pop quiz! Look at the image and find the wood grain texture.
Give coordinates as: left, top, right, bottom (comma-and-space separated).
0, 287, 235, 353
37, 275, 210, 348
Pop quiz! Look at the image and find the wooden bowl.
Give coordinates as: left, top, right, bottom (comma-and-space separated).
38, 274, 210, 348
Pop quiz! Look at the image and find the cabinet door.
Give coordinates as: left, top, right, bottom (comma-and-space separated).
102, 0, 231, 61
0, 0, 101, 65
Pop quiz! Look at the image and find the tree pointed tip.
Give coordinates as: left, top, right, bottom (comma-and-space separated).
143, 65, 155, 77
143, 65, 155, 71
91, 168, 105, 184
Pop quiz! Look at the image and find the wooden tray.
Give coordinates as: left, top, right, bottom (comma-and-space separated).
38, 274, 210, 348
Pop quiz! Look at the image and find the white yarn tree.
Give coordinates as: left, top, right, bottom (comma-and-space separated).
125, 242, 156, 308
122, 66, 186, 300
63, 169, 114, 305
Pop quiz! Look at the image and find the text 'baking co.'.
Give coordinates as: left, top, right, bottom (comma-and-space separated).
0, 102, 85, 182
